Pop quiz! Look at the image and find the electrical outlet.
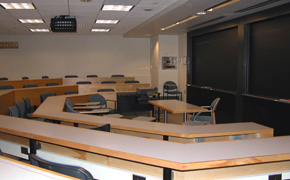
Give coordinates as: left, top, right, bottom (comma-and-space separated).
21, 147, 29, 155
269, 174, 281, 180
133, 174, 146, 180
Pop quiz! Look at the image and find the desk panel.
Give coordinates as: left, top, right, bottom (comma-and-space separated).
0, 78, 63, 89
78, 83, 150, 93
62, 77, 135, 85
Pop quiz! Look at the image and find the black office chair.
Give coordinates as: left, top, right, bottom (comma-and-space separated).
163, 81, 182, 100
22, 76, 29, 80
125, 80, 139, 83
46, 83, 59, 86
101, 81, 116, 84
111, 75, 124, 77
23, 84, 38, 88
65, 91, 78, 95
16, 101, 45, 121
97, 89, 115, 92
8, 106, 19, 117
89, 94, 116, 113
91, 123, 110, 132
29, 154, 95, 180
42, 76, 49, 79
40, 93, 56, 103
0, 85, 14, 90
87, 75, 98, 78
65, 75, 78, 78
76, 81, 92, 84
23, 97, 37, 117
0, 77, 8, 81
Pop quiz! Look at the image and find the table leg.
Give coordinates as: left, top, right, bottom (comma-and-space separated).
184, 113, 187, 122
164, 111, 167, 123
163, 167, 172, 180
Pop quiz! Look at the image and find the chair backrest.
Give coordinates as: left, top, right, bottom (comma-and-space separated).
65, 99, 78, 113
0, 148, 2, 155
29, 154, 94, 180
16, 101, 26, 118
163, 81, 177, 90
111, 75, 124, 77
23, 84, 38, 88
46, 83, 59, 86
0, 77, 8, 81
101, 81, 116, 84
65, 75, 78, 78
65, 91, 78, 95
8, 106, 19, 117
22, 76, 29, 80
125, 80, 139, 83
0, 85, 14, 90
211, 98, 221, 111
40, 93, 56, 103
76, 81, 92, 84
87, 75, 98, 78
89, 94, 106, 106
91, 123, 110, 132
23, 97, 32, 113
97, 89, 114, 92
42, 76, 49, 79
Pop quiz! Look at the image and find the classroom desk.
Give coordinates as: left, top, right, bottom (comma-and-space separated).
62, 77, 135, 85
0, 116, 289, 180
0, 78, 63, 89
0, 156, 78, 180
149, 100, 208, 123
33, 95, 273, 143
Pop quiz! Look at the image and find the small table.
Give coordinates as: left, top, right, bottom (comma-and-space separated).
148, 100, 207, 123
74, 102, 100, 106
79, 108, 110, 114
73, 105, 101, 110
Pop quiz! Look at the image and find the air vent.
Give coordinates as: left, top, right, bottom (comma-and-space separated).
189, 16, 226, 29
0, 42, 18, 49
235, 0, 281, 13
50, 15, 77, 32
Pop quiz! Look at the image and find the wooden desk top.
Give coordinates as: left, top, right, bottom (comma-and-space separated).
0, 116, 289, 171
148, 100, 208, 114
0, 156, 78, 180
33, 95, 273, 139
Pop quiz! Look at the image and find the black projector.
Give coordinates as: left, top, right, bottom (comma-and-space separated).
50, 16, 77, 32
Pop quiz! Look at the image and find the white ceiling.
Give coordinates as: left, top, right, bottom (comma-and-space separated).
0, 0, 289, 37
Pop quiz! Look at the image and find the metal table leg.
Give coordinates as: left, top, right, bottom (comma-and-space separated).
183, 113, 187, 122
164, 111, 167, 123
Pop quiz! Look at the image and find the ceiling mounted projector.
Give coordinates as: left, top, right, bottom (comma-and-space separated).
50, 15, 77, 32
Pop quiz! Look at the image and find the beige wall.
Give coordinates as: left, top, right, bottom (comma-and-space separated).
0, 35, 150, 83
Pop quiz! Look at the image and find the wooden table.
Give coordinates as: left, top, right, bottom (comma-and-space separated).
149, 100, 208, 123
74, 102, 100, 106
0, 116, 289, 180
0, 156, 78, 180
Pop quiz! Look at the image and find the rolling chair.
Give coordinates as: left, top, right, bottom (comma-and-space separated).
0, 85, 14, 90
101, 81, 116, 84
111, 75, 124, 77
23, 97, 38, 117
125, 80, 139, 83
8, 106, 19, 117
163, 81, 182, 100
89, 94, 116, 113
22, 76, 29, 80
65, 75, 78, 78
29, 154, 95, 180
42, 76, 49, 79
186, 97, 220, 124
46, 83, 59, 86
23, 84, 38, 88
16, 101, 45, 121
97, 89, 114, 92
0, 77, 8, 81
76, 81, 92, 84
40, 93, 56, 103
87, 75, 98, 78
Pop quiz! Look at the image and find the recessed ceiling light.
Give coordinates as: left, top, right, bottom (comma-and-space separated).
102, 5, 133, 11
19, 19, 44, 23
95, 20, 119, 24
196, 12, 206, 15
161, 16, 198, 31
206, 0, 240, 12
0, 3, 35, 9
30, 29, 49, 32
91, 29, 110, 32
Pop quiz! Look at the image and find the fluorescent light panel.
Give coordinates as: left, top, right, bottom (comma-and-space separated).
161, 16, 198, 31
19, 19, 44, 23
102, 5, 133, 11
0, 3, 35, 9
30, 29, 49, 32
95, 20, 119, 24
91, 29, 110, 32
206, 0, 240, 12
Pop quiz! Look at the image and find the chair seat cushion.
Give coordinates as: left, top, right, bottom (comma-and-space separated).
191, 115, 214, 123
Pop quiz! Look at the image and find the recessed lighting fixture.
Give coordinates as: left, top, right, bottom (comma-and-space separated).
91, 29, 110, 32
206, 0, 240, 12
19, 19, 44, 23
30, 29, 49, 32
196, 12, 206, 15
102, 5, 133, 11
0, 3, 35, 9
161, 16, 198, 31
95, 20, 119, 24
